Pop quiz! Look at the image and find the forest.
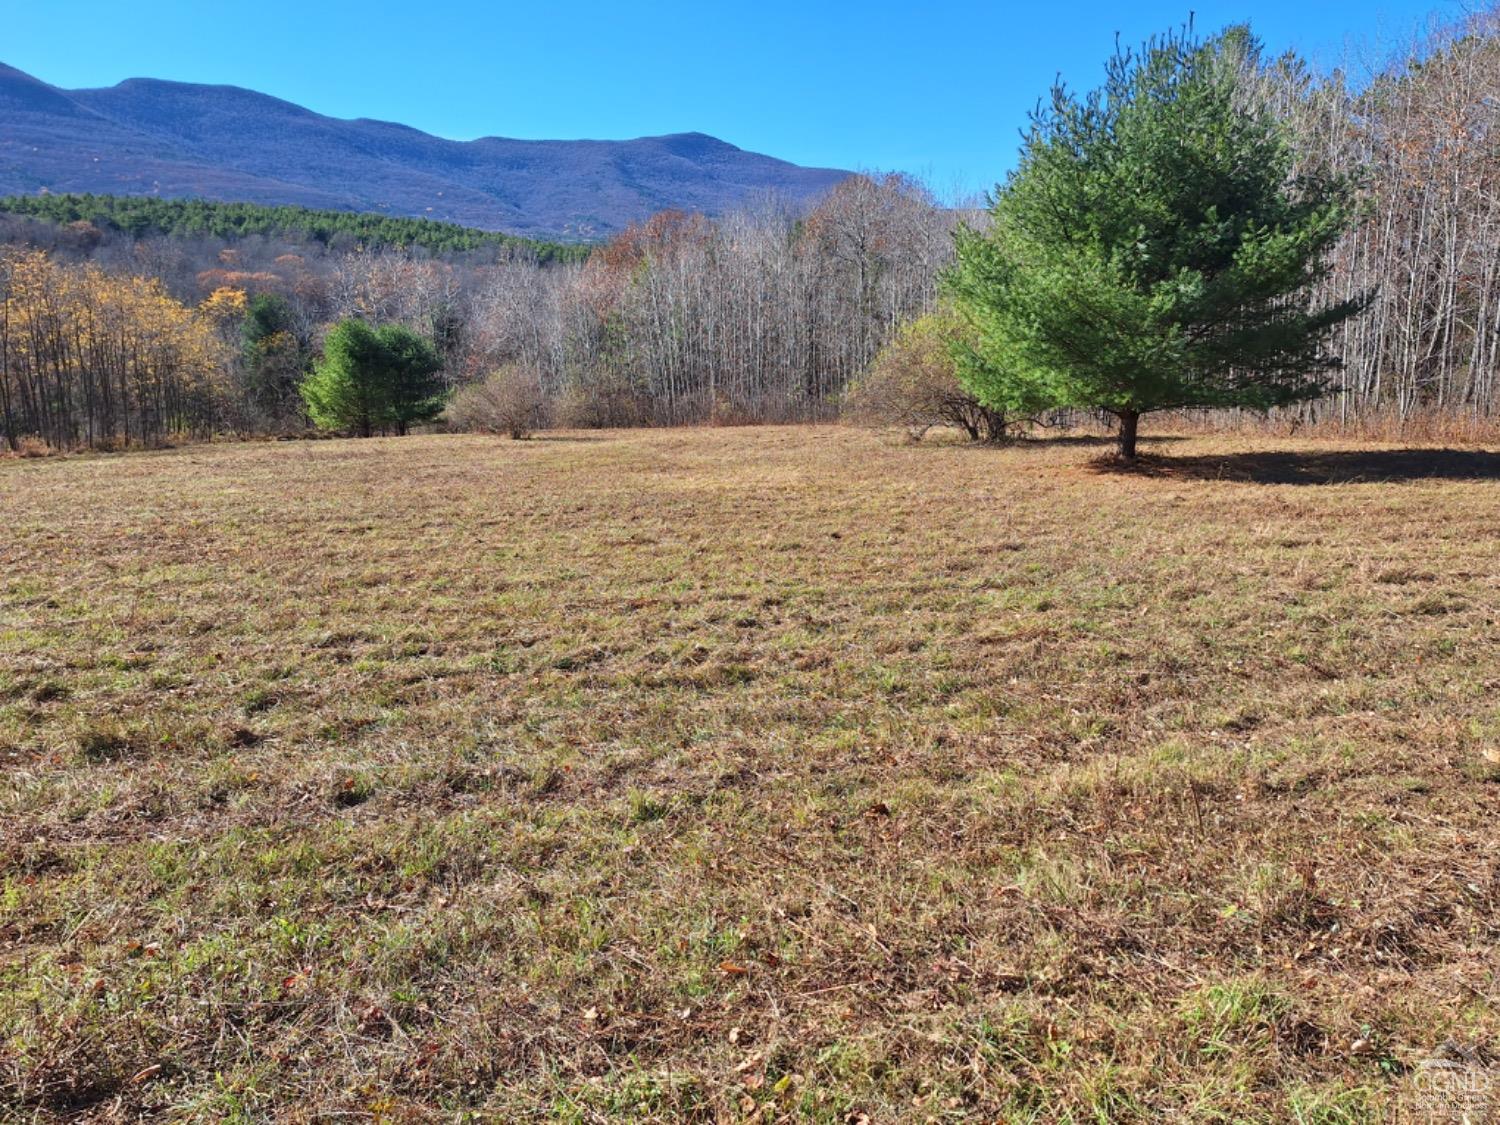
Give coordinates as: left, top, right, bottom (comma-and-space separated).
2, 9, 1500, 451
0, 196, 588, 262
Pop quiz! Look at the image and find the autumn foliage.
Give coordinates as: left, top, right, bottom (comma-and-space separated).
0, 249, 227, 451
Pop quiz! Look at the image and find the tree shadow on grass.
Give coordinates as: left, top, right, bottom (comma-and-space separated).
1092, 448, 1500, 484
1024, 433, 1191, 449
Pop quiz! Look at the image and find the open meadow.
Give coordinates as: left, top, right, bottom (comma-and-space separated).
2, 426, 1499, 1121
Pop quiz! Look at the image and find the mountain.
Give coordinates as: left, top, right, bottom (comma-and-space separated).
0, 63, 850, 237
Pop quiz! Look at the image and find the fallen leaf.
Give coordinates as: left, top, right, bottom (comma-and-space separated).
719, 960, 749, 976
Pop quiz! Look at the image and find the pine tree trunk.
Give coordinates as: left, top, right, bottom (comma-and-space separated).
1116, 409, 1140, 459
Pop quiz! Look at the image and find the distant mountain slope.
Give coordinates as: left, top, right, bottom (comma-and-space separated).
0, 63, 850, 237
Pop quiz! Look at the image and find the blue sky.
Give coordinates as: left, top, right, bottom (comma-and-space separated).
4, 0, 1460, 199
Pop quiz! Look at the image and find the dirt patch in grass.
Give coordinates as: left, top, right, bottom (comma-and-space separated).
1, 427, 1497, 1120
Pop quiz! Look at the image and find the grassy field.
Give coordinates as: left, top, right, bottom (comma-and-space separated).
2, 426, 1498, 1122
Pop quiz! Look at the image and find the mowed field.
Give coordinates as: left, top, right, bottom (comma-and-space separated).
2, 426, 1499, 1122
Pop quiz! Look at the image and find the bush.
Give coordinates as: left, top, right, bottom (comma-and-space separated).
844, 311, 1010, 441
552, 377, 651, 430
12, 436, 56, 458
445, 366, 551, 439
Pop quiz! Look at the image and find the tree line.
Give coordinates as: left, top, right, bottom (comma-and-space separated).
0, 249, 224, 451
0, 174, 955, 449
3, 7, 1500, 453
848, 9, 1500, 449
487, 177, 953, 426
0, 196, 588, 263
1272, 8, 1500, 425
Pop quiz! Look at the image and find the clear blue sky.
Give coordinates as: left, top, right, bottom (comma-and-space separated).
4, 0, 1459, 199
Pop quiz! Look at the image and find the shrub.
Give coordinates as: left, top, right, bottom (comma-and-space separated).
14, 436, 55, 458
552, 377, 651, 430
844, 311, 1010, 442
445, 366, 551, 439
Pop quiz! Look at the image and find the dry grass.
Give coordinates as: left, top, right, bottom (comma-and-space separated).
2, 426, 1498, 1122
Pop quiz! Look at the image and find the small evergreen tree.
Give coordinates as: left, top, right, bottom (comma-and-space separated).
378, 324, 446, 435
301, 320, 447, 437
301, 320, 388, 437
948, 24, 1365, 458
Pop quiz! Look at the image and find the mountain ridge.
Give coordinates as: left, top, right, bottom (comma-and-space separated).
0, 64, 850, 237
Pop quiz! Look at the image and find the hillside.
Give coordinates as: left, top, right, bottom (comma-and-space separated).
0, 62, 850, 237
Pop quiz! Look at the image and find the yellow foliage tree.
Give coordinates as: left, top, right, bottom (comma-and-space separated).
0, 249, 230, 450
